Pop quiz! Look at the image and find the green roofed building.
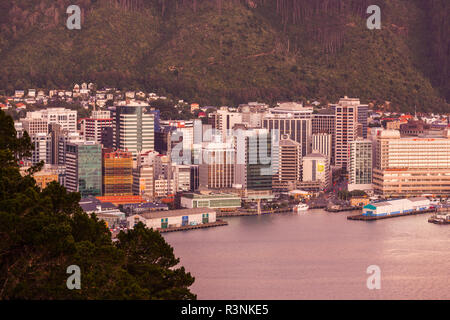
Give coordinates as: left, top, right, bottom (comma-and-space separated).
180, 193, 241, 209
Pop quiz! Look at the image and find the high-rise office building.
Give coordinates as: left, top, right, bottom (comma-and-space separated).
272, 134, 302, 190
65, 141, 102, 197
312, 133, 333, 163
173, 164, 192, 193
30, 133, 52, 165
312, 109, 336, 163
263, 103, 312, 157
22, 118, 48, 135
331, 97, 359, 170
357, 105, 369, 139
302, 152, 331, 190
26, 108, 77, 133
80, 110, 113, 144
373, 129, 450, 197
312, 109, 335, 135
102, 149, 133, 196
214, 107, 243, 140
132, 165, 154, 199
199, 140, 235, 189
348, 139, 373, 191
239, 103, 269, 128
234, 128, 273, 191
112, 101, 154, 159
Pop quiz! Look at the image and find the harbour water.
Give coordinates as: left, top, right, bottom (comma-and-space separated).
163, 209, 450, 300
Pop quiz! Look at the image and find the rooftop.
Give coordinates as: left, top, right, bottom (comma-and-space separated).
181, 193, 240, 199
136, 208, 216, 219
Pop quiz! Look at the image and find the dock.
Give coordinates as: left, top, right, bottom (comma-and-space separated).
347, 208, 436, 221
157, 219, 228, 233
217, 208, 292, 217
217, 211, 259, 217
326, 206, 361, 212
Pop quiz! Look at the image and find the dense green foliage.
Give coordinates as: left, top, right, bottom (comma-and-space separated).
0, 0, 448, 112
0, 110, 196, 299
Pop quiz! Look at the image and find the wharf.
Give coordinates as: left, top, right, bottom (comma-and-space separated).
157, 220, 228, 233
326, 206, 361, 212
218, 211, 259, 217
348, 209, 436, 221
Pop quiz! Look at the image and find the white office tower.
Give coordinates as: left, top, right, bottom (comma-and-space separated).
272, 134, 302, 190
214, 107, 243, 141
302, 152, 331, 191
112, 101, 154, 159
330, 97, 362, 170
263, 102, 312, 157
21, 118, 48, 135
26, 108, 77, 133
348, 139, 373, 192
312, 133, 332, 163
30, 133, 52, 165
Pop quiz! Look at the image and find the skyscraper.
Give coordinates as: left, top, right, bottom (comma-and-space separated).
234, 128, 273, 191
30, 133, 52, 165
312, 133, 332, 163
80, 110, 113, 144
26, 108, 77, 133
272, 134, 302, 191
263, 103, 312, 157
102, 149, 133, 196
199, 140, 235, 189
112, 101, 154, 159
331, 97, 359, 170
348, 139, 373, 191
357, 105, 369, 139
65, 141, 102, 197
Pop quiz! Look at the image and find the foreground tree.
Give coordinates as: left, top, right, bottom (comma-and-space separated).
0, 110, 195, 299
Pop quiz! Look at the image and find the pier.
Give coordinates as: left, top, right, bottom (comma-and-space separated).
326, 206, 361, 212
157, 219, 228, 233
347, 208, 436, 221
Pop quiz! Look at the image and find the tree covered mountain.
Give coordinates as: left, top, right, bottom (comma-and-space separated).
0, 0, 448, 112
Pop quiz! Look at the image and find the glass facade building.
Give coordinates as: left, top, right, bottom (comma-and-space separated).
65, 142, 102, 197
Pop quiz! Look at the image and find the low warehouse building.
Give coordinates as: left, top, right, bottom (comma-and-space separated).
127, 208, 217, 230
363, 197, 431, 217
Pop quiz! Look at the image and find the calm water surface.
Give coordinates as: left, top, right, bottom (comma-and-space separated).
163, 210, 450, 299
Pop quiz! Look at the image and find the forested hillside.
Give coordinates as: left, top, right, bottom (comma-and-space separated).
0, 0, 448, 112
